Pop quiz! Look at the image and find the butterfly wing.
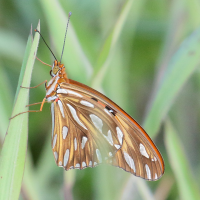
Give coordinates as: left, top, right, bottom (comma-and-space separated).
51, 79, 164, 180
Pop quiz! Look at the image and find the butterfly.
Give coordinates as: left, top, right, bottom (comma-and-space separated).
33, 13, 164, 181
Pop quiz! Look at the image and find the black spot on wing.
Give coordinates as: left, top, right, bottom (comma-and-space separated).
105, 105, 116, 116
91, 97, 98, 102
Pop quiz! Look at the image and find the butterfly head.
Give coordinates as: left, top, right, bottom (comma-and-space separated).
50, 60, 64, 77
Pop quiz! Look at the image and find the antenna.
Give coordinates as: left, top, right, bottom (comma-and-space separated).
35, 29, 57, 61
60, 12, 72, 63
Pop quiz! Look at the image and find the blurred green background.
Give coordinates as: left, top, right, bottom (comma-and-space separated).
1, 0, 200, 199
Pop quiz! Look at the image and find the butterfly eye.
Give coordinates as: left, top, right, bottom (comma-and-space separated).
52, 65, 60, 75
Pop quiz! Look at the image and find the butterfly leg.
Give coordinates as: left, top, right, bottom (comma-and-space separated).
20, 80, 47, 89
39, 97, 46, 111
26, 102, 46, 107
9, 98, 46, 119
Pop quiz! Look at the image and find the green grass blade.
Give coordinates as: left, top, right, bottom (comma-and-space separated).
185, 0, 200, 28
144, 27, 200, 137
165, 119, 200, 200
0, 66, 13, 138
91, 0, 134, 89
22, 150, 41, 200
0, 22, 40, 200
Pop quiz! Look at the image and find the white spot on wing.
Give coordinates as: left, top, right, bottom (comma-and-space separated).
52, 134, 57, 149
68, 90, 82, 97
124, 151, 135, 172
82, 162, 86, 168
104, 130, 113, 146
64, 149, 70, 167
67, 104, 87, 130
74, 138, 77, 151
109, 152, 112, 157
54, 151, 58, 161
80, 100, 94, 108
58, 100, 65, 118
89, 161, 92, 167
81, 136, 88, 149
57, 88, 68, 94
116, 127, 123, 145
62, 126, 68, 139
155, 173, 158, 179
75, 163, 80, 168
51, 103, 55, 138
96, 149, 102, 163
90, 114, 103, 133
145, 164, 151, 179
115, 144, 121, 149
59, 161, 62, 166
139, 144, 149, 158
104, 108, 111, 115
154, 156, 157, 161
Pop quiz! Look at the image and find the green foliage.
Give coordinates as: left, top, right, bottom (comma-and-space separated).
165, 119, 200, 200
0, 0, 200, 199
0, 23, 40, 200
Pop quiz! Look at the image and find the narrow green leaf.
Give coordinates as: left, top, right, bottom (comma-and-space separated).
91, 0, 134, 89
165, 119, 200, 200
0, 66, 13, 138
22, 151, 41, 200
185, 0, 200, 28
0, 22, 40, 200
144, 27, 200, 137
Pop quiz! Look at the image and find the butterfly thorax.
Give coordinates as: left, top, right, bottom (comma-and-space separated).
46, 60, 69, 102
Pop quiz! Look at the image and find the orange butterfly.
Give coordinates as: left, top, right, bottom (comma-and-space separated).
30, 13, 164, 181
